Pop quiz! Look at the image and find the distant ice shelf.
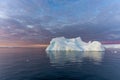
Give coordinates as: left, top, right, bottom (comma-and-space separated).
103, 44, 120, 49
46, 37, 105, 51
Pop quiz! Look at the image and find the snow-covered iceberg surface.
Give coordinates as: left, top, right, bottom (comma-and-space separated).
46, 37, 105, 51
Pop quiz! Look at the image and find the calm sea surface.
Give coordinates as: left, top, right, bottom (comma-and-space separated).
0, 48, 120, 80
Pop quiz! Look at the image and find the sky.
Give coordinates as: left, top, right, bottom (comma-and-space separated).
0, 0, 120, 46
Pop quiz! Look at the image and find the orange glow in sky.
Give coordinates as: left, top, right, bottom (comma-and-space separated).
0, 41, 48, 47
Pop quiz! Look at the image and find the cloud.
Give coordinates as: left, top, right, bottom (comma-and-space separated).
0, 0, 120, 44
27, 25, 34, 28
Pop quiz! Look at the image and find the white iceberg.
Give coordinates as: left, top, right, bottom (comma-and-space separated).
46, 37, 105, 51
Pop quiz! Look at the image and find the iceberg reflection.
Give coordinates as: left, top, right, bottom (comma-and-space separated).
47, 51, 104, 66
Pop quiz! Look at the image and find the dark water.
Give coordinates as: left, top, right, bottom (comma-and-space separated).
0, 48, 120, 80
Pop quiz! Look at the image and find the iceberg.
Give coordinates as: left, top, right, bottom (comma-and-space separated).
46, 37, 105, 51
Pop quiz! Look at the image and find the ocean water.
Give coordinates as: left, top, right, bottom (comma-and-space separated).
0, 48, 120, 80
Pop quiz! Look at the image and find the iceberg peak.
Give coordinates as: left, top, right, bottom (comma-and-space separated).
46, 37, 105, 51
